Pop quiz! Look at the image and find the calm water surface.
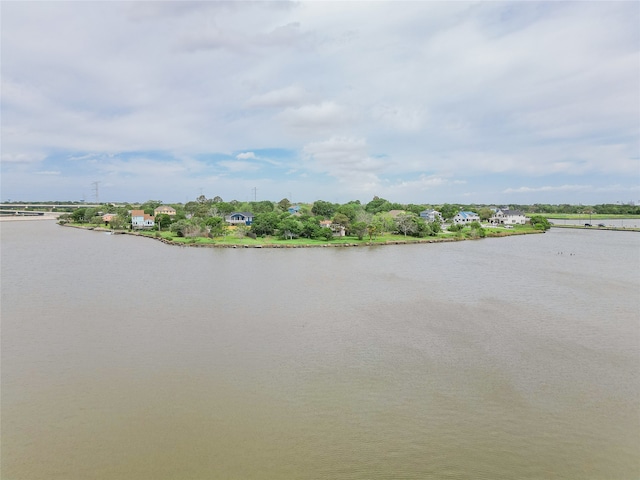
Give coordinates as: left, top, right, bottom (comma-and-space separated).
2, 221, 639, 479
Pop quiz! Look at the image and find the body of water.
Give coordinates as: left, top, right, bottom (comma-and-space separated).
2, 221, 639, 479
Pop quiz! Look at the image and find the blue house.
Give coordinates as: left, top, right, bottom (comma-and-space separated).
225, 212, 254, 226
288, 205, 300, 214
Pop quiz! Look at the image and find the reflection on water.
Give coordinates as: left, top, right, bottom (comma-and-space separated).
2, 222, 639, 479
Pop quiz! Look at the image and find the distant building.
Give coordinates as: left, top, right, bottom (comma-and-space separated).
154, 205, 176, 216
320, 219, 345, 237
288, 205, 301, 214
225, 212, 254, 226
102, 213, 117, 223
490, 209, 526, 225
452, 211, 480, 224
131, 210, 155, 229
419, 209, 443, 223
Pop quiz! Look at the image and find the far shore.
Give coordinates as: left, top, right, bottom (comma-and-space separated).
0, 214, 61, 222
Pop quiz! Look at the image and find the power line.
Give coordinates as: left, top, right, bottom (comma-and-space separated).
91, 181, 100, 204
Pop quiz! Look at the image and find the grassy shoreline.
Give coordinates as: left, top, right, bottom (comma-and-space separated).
61, 223, 544, 247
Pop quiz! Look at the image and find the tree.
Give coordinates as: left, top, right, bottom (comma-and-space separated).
332, 213, 350, 228
251, 212, 280, 236
277, 198, 291, 211
311, 200, 335, 217
439, 204, 458, 221
367, 223, 377, 241
395, 213, 417, 237
278, 217, 303, 240
204, 216, 225, 236
319, 227, 333, 241
71, 208, 86, 223
351, 221, 367, 240
155, 214, 172, 231
529, 215, 551, 231
300, 219, 321, 239
365, 197, 392, 213
478, 207, 493, 221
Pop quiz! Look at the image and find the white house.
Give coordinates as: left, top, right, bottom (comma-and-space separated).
490, 209, 526, 225
452, 211, 480, 224
419, 209, 443, 223
131, 210, 155, 229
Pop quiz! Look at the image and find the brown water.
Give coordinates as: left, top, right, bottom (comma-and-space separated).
2, 222, 639, 479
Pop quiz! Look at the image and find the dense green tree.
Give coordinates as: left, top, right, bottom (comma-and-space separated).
529, 215, 551, 230
204, 216, 225, 236
155, 214, 172, 230
278, 217, 303, 239
439, 204, 459, 221
300, 219, 321, 239
311, 200, 335, 217
318, 227, 334, 241
336, 203, 360, 221
351, 221, 367, 240
251, 212, 280, 236
277, 198, 291, 211
71, 208, 87, 223
478, 207, 493, 221
250, 201, 275, 214
365, 197, 392, 214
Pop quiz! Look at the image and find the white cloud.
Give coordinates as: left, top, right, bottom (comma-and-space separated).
236, 152, 257, 160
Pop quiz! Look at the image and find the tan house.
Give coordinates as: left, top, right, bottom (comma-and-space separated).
154, 205, 177, 216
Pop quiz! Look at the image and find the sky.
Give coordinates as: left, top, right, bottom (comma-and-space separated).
1, 1, 639, 205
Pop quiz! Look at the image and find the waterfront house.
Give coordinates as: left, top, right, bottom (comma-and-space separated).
102, 213, 117, 223
320, 219, 346, 237
452, 211, 480, 224
131, 210, 155, 229
419, 209, 443, 223
225, 212, 254, 226
490, 209, 526, 225
154, 205, 177, 216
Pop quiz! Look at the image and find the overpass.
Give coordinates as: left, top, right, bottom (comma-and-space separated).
0, 204, 102, 209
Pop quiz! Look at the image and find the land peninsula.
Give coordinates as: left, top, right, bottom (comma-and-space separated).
51, 196, 570, 248
5, 197, 636, 246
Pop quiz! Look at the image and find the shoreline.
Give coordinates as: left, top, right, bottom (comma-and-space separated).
58, 223, 544, 248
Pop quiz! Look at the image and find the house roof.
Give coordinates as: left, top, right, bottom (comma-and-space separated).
228, 211, 253, 217
497, 209, 524, 216
456, 211, 478, 218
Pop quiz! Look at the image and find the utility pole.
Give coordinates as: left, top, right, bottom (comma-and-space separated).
252, 187, 257, 202
91, 181, 100, 204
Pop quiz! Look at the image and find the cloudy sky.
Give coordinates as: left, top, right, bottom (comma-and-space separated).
2, 1, 638, 205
